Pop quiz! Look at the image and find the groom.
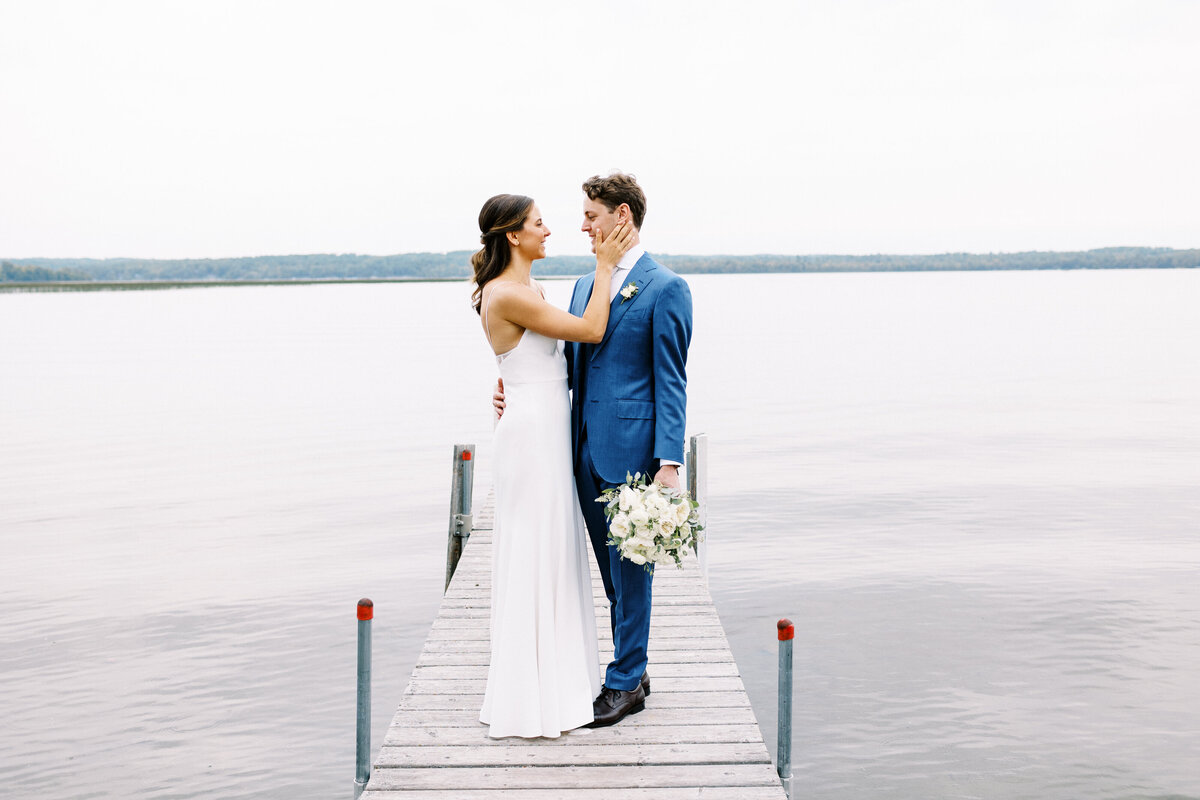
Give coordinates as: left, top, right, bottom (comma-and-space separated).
498, 172, 693, 727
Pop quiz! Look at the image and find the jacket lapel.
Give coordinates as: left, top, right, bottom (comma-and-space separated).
592, 253, 656, 359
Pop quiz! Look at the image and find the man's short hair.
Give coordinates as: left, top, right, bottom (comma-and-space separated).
582, 172, 647, 229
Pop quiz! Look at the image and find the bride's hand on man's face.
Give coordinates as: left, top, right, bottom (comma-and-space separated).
595, 221, 634, 271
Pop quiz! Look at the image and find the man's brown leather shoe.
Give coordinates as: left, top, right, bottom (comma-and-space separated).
586, 685, 646, 728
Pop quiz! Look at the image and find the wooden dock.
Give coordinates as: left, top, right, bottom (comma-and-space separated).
362, 492, 788, 799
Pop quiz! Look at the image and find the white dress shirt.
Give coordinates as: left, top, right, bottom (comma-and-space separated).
609, 243, 646, 302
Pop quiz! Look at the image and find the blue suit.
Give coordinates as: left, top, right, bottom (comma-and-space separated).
566, 252, 693, 691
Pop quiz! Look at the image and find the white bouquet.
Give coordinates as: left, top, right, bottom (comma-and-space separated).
597, 472, 704, 571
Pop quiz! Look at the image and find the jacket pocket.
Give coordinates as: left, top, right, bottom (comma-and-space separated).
616, 399, 655, 420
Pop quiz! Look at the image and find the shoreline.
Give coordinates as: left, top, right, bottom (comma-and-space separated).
0, 276, 472, 293
2, 264, 1197, 293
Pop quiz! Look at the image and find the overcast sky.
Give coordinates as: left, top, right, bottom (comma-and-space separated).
2, 1, 1197, 259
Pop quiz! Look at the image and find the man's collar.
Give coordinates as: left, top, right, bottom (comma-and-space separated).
616, 243, 646, 272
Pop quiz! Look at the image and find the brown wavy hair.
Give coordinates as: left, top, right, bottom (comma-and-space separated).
582, 172, 646, 229
470, 194, 534, 315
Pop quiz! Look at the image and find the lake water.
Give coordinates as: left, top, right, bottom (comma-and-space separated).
2, 270, 1198, 799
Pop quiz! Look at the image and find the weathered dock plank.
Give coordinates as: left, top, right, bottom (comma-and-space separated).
414, 648, 738, 666
401, 676, 749, 695
362, 492, 786, 800
362, 790, 787, 800
410, 662, 742, 679
384, 722, 768, 745
384, 707, 764, 731
393, 691, 755, 712
365, 763, 784, 791
375, 742, 773, 768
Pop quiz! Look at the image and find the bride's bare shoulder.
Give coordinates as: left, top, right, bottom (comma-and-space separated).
490, 280, 541, 300
486, 280, 542, 314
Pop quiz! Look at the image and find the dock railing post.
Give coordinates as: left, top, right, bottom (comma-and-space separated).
777, 617, 795, 798
687, 433, 709, 578
444, 444, 475, 591
354, 598, 374, 797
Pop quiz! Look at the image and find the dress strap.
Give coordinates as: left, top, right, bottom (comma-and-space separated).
482, 287, 496, 349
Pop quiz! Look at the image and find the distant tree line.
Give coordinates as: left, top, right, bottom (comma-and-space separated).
2, 247, 1197, 283
653, 247, 1200, 274
2, 260, 91, 282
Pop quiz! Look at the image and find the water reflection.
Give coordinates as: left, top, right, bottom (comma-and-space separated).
2, 271, 1198, 798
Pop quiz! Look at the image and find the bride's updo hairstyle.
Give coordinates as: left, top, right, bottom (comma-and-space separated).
471, 193, 534, 315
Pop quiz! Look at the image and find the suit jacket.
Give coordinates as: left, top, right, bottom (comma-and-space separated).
565, 252, 693, 485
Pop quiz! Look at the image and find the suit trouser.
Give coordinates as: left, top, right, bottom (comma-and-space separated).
574, 431, 653, 692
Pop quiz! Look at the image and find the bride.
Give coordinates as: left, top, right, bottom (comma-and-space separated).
471, 193, 632, 738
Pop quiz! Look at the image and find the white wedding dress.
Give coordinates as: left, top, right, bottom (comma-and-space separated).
478, 307, 601, 738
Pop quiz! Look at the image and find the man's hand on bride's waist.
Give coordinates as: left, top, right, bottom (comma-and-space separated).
493, 378, 505, 419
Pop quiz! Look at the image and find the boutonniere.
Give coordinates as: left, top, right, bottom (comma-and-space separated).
619, 282, 639, 304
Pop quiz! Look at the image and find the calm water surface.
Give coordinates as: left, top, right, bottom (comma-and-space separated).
2, 270, 1198, 799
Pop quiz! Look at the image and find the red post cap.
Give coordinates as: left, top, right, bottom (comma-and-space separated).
462, 451, 472, 461
357, 598, 374, 621
777, 618, 794, 641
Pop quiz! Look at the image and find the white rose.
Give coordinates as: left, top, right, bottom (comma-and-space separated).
618, 485, 637, 511
626, 529, 649, 548
655, 517, 676, 540
646, 495, 670, 517
610, 516, 632, 540
628, 509, 650, 529
626, 550, 647, 565
674, 501, 692, 525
